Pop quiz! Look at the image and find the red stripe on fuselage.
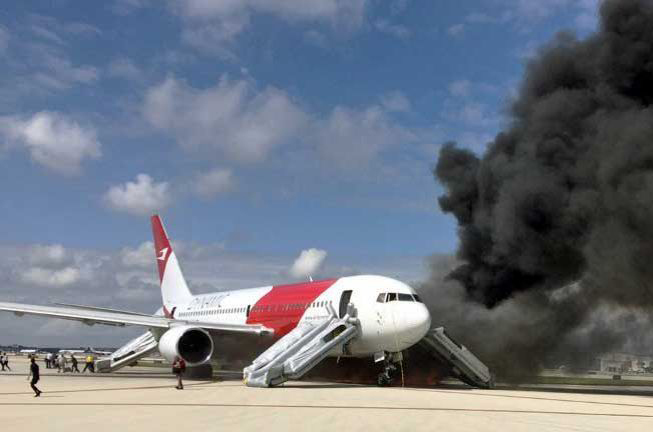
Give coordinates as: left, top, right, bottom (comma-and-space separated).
246, 279, 337, 336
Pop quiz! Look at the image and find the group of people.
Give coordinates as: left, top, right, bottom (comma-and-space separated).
43, 352, 95, 373
23, 354, 186, 397
0, 352, 11, 371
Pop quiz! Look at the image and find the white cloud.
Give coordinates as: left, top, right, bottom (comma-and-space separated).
108, 57, 142, 81
21, 266, 80, 287
466, 0, 600, 32
448, 80, 471, 98
180, 14, 248, 58
0, 111, 101, 175
313, 105, 413, 170
104, 174, 172, 216
63, 22, 102, 36
509, 0, 571, 22
447, 23, 465, 37
143, 76, 308, 163
29, 244, 68, 266
290, 248, 327, 278
457, 101, 495, 127
172, 0, 367, 54
194, 168, 234, 199
38, 53, 98, 88
174, 0, 367, 25
31, 24, 65, 44
465, 12, 500, 24
28, 14, 101, 39
374, 19, 410, 39
120, 241, 154, 268
380, 91, 411, 112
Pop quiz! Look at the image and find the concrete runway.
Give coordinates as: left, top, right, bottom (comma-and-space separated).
1, 358, 653, 431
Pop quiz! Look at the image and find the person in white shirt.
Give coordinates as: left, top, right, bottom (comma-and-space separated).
58, 354, 67, 373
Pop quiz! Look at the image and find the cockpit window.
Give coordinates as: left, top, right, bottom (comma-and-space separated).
413, 294, 423, 303
378, 292, 420, 302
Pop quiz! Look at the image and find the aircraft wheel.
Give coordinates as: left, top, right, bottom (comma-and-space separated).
377, 374, 390, 386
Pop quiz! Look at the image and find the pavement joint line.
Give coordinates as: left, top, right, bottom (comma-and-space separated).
0, 402, 650, 417
0, 382, 214, 395
400, 388, 653, 410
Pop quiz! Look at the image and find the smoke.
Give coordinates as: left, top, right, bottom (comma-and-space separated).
424, 0, 653, 380
289, 248, 327, 279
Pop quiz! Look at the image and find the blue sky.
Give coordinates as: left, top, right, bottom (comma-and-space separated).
0, 1, 601, 345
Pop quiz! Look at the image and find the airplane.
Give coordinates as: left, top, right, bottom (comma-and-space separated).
0, 215, 492, 387
58, 347, 112, 356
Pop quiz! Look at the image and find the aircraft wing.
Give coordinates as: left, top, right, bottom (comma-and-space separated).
0, 301, 273, 336
53, 302, 154, 317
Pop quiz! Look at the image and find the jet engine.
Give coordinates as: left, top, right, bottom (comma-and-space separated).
158, 326, 214, 365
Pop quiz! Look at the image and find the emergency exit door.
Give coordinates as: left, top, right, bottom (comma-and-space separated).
339, 290, 352, 318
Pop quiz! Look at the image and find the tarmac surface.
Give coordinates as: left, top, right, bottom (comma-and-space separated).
1, 357, 653, 431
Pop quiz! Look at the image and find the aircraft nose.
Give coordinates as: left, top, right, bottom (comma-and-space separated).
400, 303, 431, 345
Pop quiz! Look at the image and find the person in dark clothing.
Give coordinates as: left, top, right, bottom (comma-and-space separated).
172, 356, 186, 390
70, 355, 80, 373
27, 357, 42, 397
0, 353, 5, 371
3, 353, 10, 371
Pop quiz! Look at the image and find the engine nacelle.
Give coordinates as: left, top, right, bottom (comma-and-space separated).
158, 326, 214, 366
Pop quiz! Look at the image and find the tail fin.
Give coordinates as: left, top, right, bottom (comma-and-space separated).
151, 215, 192, 315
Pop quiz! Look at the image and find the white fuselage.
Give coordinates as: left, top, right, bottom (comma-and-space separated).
169, 275, 431, 356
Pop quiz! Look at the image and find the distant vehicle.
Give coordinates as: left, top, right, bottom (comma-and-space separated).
19, 349, 37, 354
0, 215, 492, 388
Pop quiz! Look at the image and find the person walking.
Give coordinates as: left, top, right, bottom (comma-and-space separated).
58, 354, 67, 373
70, 355, 80, 373
0, 353, 5, 371
3, 353, 10, 371
44, 353, 50, 369
172, 356, 186, 390
83, 354, 94, 373
27, 356, 42, 397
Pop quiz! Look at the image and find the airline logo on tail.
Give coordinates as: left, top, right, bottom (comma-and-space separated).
157, 247, 169, 261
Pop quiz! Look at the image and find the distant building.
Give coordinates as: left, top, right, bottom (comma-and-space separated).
597, 353, 653, 373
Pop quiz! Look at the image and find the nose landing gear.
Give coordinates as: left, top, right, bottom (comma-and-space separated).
376, 352, 402, 387
377, 359, 397, 386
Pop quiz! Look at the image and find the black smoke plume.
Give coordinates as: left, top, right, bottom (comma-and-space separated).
423, 0, 653, 379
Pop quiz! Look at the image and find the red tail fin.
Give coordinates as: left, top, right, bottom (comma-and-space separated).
150, 215, 192, 308
151, 215, 171, 283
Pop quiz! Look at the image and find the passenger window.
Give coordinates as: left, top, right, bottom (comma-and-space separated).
398, 293, 413, 302
376, 293, 386, 303
387, 293, 397, 302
